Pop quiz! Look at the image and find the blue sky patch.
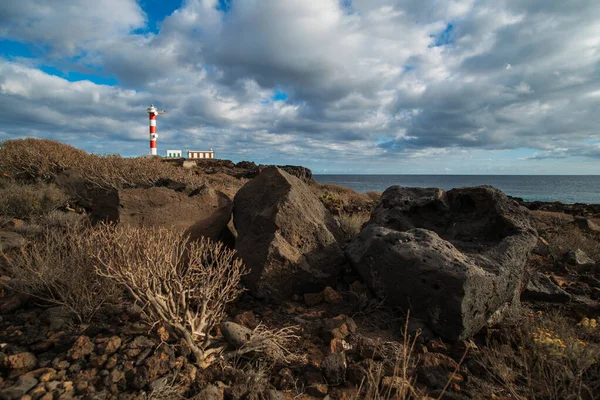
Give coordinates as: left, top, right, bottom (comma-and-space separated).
39, 65, 118, 86
138, 0, 184, 33
217, 0, 232, 13
0, 40, 34, 59
431, 23, 454, 47
272, 89, 288, 102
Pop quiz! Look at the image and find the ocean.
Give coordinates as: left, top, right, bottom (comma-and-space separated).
313, 175, 600, 204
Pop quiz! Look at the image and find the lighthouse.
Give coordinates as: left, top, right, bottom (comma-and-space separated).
146, 104, 165, 156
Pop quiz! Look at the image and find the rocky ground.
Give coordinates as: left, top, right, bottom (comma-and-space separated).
0, 139, 598, 400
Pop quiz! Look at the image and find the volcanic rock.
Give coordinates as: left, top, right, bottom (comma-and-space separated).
563, 249, 594, 266
347, 186, 537, 340
233, 167, 344, 300
89, 186, 233, 244
522, 272, 571, 303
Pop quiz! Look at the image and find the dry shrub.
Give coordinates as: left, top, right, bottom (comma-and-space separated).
313, 183, 376, 213
0, 138, 209, 190
0, 181, 68, 220
40, 210, 88, 230
79, 155, 207, 190
7, 226, 121, 322
146, 376, 185, 400
355, 317, 422, 400
0, 138, 89, 182
547, 226, 600, 262
533, 210, 575, 230
477, 310, 600, 399
93, 224, 247, 368
366, 191, 382, 202
337, 212, 370, 241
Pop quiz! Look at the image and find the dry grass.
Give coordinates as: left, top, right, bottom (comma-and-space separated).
313, 182, 376, 213
0, 138, 210, 190
533, 210, 575, 230
0, 181, 68, 220
78, 155, 207, 190
547, 226, 600, 262
477, 310, 600, 399
6, 226, 122, 322
93, 224, 247, 368
532, 210, 600, 262
354, 315, 428, 400
337, 212, 370, 242
0, 138, 89, 182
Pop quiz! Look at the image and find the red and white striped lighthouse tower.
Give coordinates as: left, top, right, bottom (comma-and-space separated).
146, 104, 165, 156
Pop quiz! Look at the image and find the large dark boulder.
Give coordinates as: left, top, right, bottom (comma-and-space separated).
90, 186, 233, 243
346, 186, 538, 340
233, 167, 344, 300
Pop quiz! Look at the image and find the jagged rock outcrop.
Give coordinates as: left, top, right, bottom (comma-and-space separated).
172, 159, 313, 182
89, 186, 233, 244
233, 167, 344, 300
346, 186, 538, 340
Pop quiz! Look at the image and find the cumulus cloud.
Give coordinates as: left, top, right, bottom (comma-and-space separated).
0, 0, 599, 172
0, 0, 145, 55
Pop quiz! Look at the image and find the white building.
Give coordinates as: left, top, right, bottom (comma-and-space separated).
187, 149, 214, 159
166, 149, 182, 158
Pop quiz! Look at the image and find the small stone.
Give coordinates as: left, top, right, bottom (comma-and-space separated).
45, 381, 60, 392
4, 352, 37, 372
105, 355, 118, 370
234, 311, 258, 329
277, 368, 295, 390
99, 336, 121, 355
67, 336, 94, 360
75, 381, 89, 395
321, 353, 346, 385
68, 362, 83, 374
149, 377, 169, 392
135, 348, 153, 366
322, 287, 344, 304
350, 280, 369, 296
346, 363, 368, 386
43, 306, 72, 331
0, 375, 38, 399
0, 295, 26, 314
306, 383, 328, 398
304, 292, 324, 307
28, 385, 47, 400
192, 384, 223, 400
417, 352, 459, 390
522, 272, 571, 303
108, 368, 124, 384
132, 335, 156, 348
52, 359, 70, 371
90, 353, 107, 368
266, 389, 287, 400
221, 321, 253, 348
38, 369, 58, 383
564, 249, 594, 266
329, 338, 348, 354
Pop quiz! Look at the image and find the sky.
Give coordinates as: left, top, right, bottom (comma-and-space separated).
0, 0, 599, 174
